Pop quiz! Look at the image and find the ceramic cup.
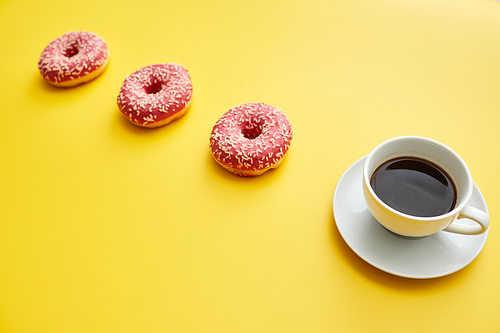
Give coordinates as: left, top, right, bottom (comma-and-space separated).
362, 136, 489, 238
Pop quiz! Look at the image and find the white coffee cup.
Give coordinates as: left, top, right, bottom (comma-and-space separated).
362, 136, 489, 237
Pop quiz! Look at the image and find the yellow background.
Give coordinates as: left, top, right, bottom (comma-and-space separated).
1, 0, 499, 332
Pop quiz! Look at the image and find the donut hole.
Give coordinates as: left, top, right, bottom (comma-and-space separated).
145, 81, 163, 95
63, 44, 80, 58
241, 127, 262, 139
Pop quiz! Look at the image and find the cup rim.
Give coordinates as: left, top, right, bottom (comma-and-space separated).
363, 136, 474, 221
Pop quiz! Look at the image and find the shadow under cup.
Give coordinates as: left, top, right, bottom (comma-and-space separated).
362, 136, 474, 238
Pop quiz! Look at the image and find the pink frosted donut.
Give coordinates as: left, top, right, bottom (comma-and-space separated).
209, 103, 293, 176
38, 31, 109, 87
117, 63, 193, 128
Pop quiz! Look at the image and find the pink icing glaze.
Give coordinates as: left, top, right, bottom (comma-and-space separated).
209, 103, 293, 175
117, 63, 193, 127
38, 31, 109, 84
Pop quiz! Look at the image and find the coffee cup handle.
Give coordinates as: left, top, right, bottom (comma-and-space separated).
443, 206, 490, 235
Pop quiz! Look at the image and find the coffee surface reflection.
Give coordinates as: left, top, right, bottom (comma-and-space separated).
370, 157, 457, 217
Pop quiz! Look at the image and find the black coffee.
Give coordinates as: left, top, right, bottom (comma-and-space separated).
370, 157, 457, 217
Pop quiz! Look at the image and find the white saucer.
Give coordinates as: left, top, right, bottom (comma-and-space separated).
333, 156, 489, 279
